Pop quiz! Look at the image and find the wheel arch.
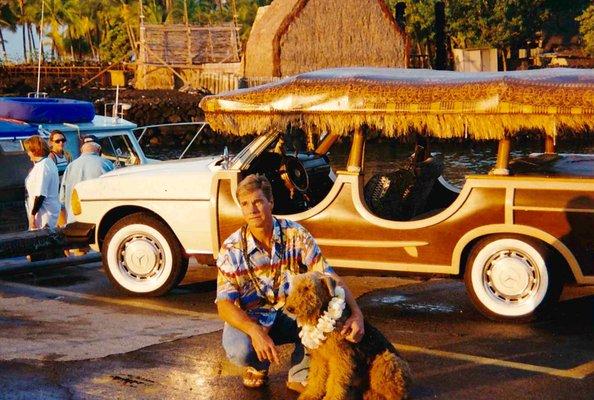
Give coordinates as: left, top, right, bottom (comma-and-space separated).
452, 224, 579, 282
97, 206, 181, 252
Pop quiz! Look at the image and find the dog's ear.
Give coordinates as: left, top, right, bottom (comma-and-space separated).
321, 274, 336, 297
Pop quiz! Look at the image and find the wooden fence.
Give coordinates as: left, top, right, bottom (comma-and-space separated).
190, 73, 279, 93
1, 65, 103, 79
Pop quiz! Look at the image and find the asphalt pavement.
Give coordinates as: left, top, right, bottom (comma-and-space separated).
0, 259, 592, 400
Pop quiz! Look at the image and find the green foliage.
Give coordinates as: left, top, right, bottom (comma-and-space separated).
446, 0, 549, 49
577, 4, 594, 56
98, 23, 131, 62
4, 0, 589, 64
386, 0, 435, 47
190, 0, 271, 43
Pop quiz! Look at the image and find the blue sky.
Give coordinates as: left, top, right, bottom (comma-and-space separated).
2, 28, 37, 62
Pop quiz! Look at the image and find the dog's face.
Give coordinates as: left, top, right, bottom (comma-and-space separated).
284, 271, 336, 326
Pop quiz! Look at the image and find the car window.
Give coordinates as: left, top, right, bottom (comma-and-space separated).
97, 134, 139, 167
0, 140, 24, 153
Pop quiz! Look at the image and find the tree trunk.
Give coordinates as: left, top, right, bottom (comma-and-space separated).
27, 24, 36, 60
87, 32, 97, 61
22, 24, 28, 62
0, 29, 8, 61
434, 1, 448, 70
500, 48, 507, 71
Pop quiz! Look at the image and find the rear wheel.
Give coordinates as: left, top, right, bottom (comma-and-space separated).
102, 213, 188, 296
464, 235, 563, 322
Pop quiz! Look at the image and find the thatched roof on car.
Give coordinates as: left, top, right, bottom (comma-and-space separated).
200, 67, 594, 140
243, 0, 407, 78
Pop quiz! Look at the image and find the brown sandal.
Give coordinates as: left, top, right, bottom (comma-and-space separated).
243, 367, 268, 389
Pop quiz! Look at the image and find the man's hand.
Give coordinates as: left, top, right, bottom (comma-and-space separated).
249, 325, 279, 364
341, 311, 365, 343
28, 215, 37, 230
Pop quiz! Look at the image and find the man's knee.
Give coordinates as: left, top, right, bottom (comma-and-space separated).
222, 326, 254, 366
224, 342, 254, 366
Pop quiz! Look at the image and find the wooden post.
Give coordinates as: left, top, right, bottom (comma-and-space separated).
544, 135, 555, 154
184, 0, 192, 65
492, 136, 511, 175
315, 133, 340, 155
347, 127, 365, 173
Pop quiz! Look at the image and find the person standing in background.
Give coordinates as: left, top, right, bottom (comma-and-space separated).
23, 135, 61, 230
60, 140, 114, 224
47, 130, 72, 227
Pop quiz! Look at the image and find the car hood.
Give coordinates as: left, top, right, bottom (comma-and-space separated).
76, 156, 221, 201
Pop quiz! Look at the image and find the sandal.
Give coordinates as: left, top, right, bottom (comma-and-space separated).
242, 367, 268, 389
286, 380, 307, 393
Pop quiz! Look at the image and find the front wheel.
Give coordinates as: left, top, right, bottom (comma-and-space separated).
102, 213, 188, 296
464, 236, 563, 322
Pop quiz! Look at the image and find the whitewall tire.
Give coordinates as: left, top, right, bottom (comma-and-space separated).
102, 213, 188, 296
464, 236, 562, 322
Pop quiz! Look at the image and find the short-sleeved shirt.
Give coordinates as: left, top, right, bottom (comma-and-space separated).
216, 218, 333, 327
25, 157, 61, 229
59, 153, 114, 223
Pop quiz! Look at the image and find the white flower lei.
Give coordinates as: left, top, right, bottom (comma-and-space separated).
298, 286, 346, 349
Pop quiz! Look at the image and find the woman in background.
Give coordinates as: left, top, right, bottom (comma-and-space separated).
47, 130, 71, 227
23, 135, 61, 230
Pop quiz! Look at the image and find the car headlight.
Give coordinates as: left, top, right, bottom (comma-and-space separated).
71, 189, 82, 215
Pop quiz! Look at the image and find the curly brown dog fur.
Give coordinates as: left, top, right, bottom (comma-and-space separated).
285, 272, 411, 400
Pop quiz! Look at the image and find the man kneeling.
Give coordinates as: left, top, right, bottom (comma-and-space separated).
215, 174, 364, 391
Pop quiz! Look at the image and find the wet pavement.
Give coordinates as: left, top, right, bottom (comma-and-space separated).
0, 259, 592, 399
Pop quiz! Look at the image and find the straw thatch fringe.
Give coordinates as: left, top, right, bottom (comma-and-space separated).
202, 68, 594, 139
205, 112, 593, 140
244, 0, 407, 78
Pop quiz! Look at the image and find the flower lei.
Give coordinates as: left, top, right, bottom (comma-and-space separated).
298, 286, 346, 349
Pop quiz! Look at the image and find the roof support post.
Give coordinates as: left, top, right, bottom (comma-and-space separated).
347, 126, 365, 173
492, 136, 511, 175
315, 132, 339, 155
544, 135, 556, 154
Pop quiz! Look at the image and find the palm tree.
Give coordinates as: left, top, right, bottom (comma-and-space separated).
43, 0, 79, 60
0, 2, 17, 61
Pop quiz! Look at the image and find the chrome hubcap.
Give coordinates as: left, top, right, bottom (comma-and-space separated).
484, 250, 539, 302
118, 235, 164, 279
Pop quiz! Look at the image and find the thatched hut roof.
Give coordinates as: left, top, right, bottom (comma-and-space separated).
243, 0, 407, 78
200, 67, 594, 140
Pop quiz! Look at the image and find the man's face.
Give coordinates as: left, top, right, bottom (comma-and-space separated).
239, 188, 274, 232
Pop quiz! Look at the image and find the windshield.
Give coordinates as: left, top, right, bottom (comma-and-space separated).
96, 133, 140, 167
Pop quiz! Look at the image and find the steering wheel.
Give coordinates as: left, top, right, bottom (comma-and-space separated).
279, 155, 309, 197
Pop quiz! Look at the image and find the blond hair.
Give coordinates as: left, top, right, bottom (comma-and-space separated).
236, 174, 273, 202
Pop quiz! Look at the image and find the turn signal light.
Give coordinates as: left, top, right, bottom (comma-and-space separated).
71, 189, 82, 215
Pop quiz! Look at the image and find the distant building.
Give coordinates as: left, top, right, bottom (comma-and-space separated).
135, 24, 242, 90
242, 0, 408, 79
453, 48, 498, 72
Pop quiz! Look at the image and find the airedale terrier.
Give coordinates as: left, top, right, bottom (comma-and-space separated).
285, 271, 411, 400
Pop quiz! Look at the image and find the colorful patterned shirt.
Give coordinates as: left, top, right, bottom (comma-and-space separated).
216, 218, 333, 327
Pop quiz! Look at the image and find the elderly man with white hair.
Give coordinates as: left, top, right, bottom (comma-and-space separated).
59, 141, 114, 224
